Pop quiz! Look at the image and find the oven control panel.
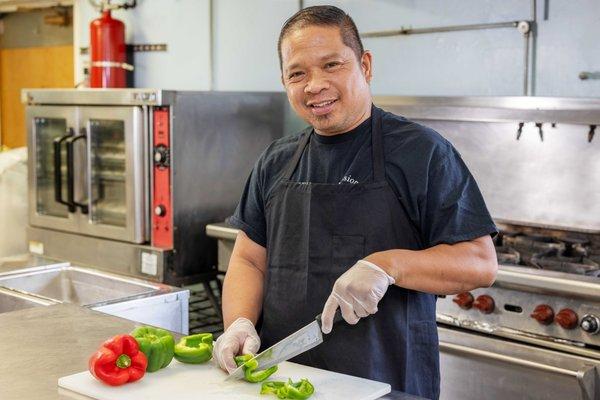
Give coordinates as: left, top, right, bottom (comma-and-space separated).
437, 286, 600, 347
152, 107, 173, 249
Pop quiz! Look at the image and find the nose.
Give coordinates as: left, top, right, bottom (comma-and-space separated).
304, 70, 329, 94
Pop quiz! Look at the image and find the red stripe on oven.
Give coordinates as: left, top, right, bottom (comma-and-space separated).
152, 107, 173, 249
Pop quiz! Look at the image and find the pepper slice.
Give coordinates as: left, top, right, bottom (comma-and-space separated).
130, 326, 175, 372
234, 354, 278, 383
260, 378, 315, 399
88, 334, 147, 386
173, 333, 213, 364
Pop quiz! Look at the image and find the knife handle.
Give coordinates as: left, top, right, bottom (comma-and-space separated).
315, 309, 344, 335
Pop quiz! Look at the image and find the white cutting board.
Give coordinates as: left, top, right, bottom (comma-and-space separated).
58, 358, 391, 400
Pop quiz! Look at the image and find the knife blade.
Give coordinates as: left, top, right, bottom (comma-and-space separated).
225, 311, 343, 381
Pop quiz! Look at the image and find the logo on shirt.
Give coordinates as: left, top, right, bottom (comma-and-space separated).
339, 175, 359, 185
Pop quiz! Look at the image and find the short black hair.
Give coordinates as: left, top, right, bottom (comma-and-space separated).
277, 5, 364, 71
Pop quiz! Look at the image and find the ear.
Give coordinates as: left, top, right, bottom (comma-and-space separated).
361, 50, 373, 83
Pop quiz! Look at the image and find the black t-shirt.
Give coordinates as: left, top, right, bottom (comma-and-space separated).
230, 108, 497, 248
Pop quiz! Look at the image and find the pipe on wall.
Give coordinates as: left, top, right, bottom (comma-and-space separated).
361, 1, 540, 96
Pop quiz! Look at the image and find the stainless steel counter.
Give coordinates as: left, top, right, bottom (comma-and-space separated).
0, 255, 190, 334
0, 304, 421, 400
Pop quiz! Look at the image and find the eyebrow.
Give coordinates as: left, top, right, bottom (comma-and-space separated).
284, 52, 345, 74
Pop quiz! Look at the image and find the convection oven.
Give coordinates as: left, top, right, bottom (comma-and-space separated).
24, 89, 295, 285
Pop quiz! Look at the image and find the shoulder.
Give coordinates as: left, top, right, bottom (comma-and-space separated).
379, 107, 453, 167
257, 129, 306, 173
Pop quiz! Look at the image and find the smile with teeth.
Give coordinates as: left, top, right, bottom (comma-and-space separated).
310, 99, 337, 108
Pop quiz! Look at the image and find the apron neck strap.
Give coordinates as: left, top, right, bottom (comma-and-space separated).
283, 127, 312, 180
370, 105, 386, 182
283, 105, 386, 182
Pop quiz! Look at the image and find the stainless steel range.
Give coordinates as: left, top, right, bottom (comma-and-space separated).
375, 96, 600, 400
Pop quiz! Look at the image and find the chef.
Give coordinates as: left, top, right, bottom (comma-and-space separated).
214, 5, 498, 399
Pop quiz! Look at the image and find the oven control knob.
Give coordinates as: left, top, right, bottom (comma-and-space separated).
452, 292, 474, 310
473, 295, 495, 314
556, 309, 578, 330
530, 304, 554, 325
580, 315, 600, 335
153, 145, 170, 167
154, 205, 166, 217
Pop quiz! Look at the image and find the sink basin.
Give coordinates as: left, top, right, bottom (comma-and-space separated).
0, 287, 56, 314
0, 265, 161, 306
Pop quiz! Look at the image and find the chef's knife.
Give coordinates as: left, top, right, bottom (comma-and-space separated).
224, 311, 343, 381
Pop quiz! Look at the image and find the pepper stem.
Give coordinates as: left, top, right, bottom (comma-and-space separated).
116, 354, 132, 369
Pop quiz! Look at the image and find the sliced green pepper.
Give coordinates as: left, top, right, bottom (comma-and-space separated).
260, 380, 286, 395
234, 354, 278, 383
173, 333, 213, 364
130, 326, 175, 372
260, 378, 315, 399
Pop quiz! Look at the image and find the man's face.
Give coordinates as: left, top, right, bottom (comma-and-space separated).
280, 25, 373, 135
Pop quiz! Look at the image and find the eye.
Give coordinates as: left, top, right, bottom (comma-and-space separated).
325, 61, 341, 69
287, 71, 304, 81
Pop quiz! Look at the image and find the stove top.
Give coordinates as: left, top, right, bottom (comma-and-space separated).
494, 230, 600, 277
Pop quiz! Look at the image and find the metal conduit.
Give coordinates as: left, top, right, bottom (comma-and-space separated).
360, 21, 521, 38
360, 0, 539, 96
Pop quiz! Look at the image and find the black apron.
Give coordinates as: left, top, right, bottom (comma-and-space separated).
262, 106, 440, 399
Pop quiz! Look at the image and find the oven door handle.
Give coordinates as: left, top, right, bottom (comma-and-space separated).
53, 128, 74, 212
66, 134, 89, 214
440, 341, 598, 400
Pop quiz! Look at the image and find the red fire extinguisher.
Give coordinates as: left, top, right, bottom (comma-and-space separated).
90, 9, 133, 88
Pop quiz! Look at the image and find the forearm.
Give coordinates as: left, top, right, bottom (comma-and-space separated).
364, 236, 497, 295
222, 231, 267, 329
222, 258, 265, 329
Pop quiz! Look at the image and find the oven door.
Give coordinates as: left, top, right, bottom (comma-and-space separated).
27, 106, 82, 233
439, 326, 599, 400
78, 106, 148, 243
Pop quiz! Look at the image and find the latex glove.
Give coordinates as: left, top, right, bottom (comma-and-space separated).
321, 259, 395, 334
214, 317, 260, 373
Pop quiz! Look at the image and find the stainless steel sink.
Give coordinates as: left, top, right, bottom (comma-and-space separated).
0, 287, 56, 313
0, 265, 162, 306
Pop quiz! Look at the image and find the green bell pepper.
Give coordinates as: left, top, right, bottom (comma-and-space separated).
130, 326, 175, 373
261, 378, 315, 399
234, 354, 278, 383
173, 333, 213, 364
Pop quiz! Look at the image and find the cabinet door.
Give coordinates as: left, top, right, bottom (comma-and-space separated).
27, 106, 81, 233
79, 106, 147, 243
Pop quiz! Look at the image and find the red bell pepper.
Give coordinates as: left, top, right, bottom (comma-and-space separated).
89, 334, 148, 386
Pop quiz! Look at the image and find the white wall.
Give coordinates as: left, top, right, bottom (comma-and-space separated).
73, 0, 600, 97
74, 0, 211, 90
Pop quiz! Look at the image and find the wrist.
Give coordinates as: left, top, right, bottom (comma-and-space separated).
362, 251, 401, 284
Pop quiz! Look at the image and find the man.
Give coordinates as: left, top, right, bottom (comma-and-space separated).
214, 5, 498, 399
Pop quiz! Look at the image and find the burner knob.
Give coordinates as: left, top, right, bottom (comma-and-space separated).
556, 309, 578, 330
530, 304, 554, 325
452, 292, 474, 310
580, 315, 600, 335
473, 295, 495, 314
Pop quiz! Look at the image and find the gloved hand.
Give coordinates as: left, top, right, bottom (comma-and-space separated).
321, 259, 395, 334
214, 317, 260, 373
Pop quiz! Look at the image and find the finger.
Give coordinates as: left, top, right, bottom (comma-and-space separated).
336, 294, 360, 325
224, 357, 238, 374
242, 335, 260, 355
321, 295, 339, 334
352, 299, 369, 318
219, 345, 238, 373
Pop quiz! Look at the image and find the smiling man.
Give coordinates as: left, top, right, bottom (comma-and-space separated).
214, 6, 498, 399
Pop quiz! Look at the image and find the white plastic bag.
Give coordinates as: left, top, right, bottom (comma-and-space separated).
0, 147, 28, 257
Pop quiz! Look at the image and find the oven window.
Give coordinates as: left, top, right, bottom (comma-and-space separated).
89, 119, 126, 227
34, 117, 69, 217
